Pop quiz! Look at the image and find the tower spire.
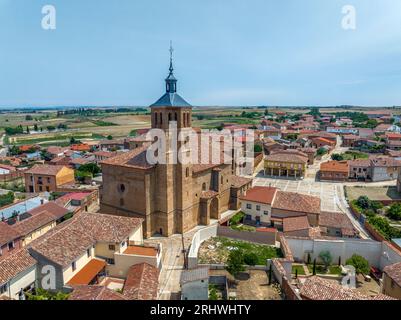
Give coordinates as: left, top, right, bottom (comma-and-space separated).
166, 41, 177, 93
169, 40, 174, 74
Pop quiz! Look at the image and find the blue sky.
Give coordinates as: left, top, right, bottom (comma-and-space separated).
1, 0, 401, 107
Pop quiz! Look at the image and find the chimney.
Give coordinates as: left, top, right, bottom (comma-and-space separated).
40, 199, 44, 205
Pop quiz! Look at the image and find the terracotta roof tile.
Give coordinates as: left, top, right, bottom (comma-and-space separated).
28, 202, 70, 220
0, 249, 36, 285
0, 222, 21, 246
283, 216, 310, 232
383, 262, 401, 287
123, 263, 159, 300
273, 191, 321, 215
25, 164, 66, 176
69, 285, 128, 300
320, 161, 349, 173
300, 276, 395, 300
11, 211, 55, 237
30, 213, 143, 267
239, 186, 277, 205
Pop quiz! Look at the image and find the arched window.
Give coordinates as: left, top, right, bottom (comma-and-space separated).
186, 167, 190, 177
160, 113, 163, 125
168, 113, 172, 122
221, 176, 224, 185
154, 112, 158, 126
118, 184, 126, 193
202, 183, 207, 191
175, 113, 178, 121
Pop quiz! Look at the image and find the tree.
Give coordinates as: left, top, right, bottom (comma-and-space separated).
254, 144, 263, 153
129, 130, 137, 137
77, 163, 101, 176
25, 115, 33, 121
345, 254, 369, 275
226, 249, 245, 277
331, 153, 344, 161
47, 125, 56, 131
33, 124, 38, 131
243, 252, 258, 266
356, 196, 371, 210
107, 135, 113, 140
319, 251, 332, 271
316, 147, 327, 156
387, 203, 401, 221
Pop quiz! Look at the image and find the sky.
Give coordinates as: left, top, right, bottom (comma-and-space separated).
1, 0, 401, 107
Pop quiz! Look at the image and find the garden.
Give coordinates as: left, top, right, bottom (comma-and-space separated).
350, 196, 401, 240
198, 237, 282, 267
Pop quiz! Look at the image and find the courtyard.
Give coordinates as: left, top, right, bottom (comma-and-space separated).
210, 269, 282, 300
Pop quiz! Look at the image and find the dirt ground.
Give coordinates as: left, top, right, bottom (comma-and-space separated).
346, 186, 401, 202
210, 269, 282, 300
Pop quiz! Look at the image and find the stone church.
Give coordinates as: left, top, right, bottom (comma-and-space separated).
99, 53, 252, 238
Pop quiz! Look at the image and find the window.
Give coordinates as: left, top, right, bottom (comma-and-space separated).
256, 205, 261, 211
87, 249, 91, 258
0, 283, 7, 294
263, 211, 269, 215
221, 176, 224, 185
154, 112, 158, 125
47, 177, 51, 183
118, 184, 126, 193
7, 242, 14, 251
109, 244, 116, 251
72, 261, 76, 272
46, 186, 50, 192
39, 186, 43, 192
202, 183, 207, 191
246, 204, 252, 210
186, 168, 190, 178
106, 258, 115, 265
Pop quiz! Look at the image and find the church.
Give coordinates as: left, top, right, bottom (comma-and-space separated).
99, 49, 252, 238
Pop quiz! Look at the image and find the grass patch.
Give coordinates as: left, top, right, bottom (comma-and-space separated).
292, 265, 305, 275
199, 237, 282, 265
92, 120, 118, 127
307, 264, 342, 275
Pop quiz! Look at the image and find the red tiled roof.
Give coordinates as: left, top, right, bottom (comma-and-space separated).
320, 161, 349, 173
0, 249, 36, 285
383, 262, 401, 287
28, 201, 70, 220
11, 211, 55, 237
0, 222, 21, 246
273, 191, 321, 215
231, 176, 253, 188
30, 213, 143, 267
239, 186, 277, 205
123, 263, 159, 300
25, 164, 67, 176
283, 216, 310, 232
68, 285, 128, 300
300, 276, 395, 300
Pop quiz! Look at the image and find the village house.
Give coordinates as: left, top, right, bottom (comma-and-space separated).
9, 202, 70, 246
370, 156, 401, 181
239, 186, 321, 228
0, 249, 37, 300
264, 150, 309, 179
28, 212, 161, 292
319, 161, 349, 181
0, 222, 22, 259
319, 211, 359, 238
93, 151, 118, 163
382, 262, 401, 299
24, 165, 75, 193
342, 134, 359, 147
349, 159, 372, 181
311, 137, 336, 149
180, 267, 209, 300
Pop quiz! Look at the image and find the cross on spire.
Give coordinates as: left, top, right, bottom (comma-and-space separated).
169, 40, 174, 73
